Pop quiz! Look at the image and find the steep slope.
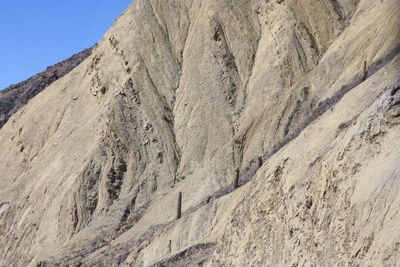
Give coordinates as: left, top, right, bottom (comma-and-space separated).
0, 0, 399, 266
211, 55, 400, 267
0, 47, 93, 128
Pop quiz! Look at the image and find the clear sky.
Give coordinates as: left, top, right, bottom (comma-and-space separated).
0, 1, 132, 89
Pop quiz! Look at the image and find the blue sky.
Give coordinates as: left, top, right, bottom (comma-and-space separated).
0, 1, 132, 89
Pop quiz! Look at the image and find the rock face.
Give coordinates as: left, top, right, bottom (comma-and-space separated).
0, 47, 93, 128
0, 0, 399, 266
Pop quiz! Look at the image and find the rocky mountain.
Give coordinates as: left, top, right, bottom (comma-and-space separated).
0, 47, 93, 128
0, 0, 399, 266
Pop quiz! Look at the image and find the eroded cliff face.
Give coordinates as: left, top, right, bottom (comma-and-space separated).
0, 0, 399, 266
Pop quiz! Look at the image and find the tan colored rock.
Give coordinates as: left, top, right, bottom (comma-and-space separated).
0, 0, 399, 266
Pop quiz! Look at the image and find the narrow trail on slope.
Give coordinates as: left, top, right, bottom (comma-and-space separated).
39, 46, 400, 267
238, 45, 400, 187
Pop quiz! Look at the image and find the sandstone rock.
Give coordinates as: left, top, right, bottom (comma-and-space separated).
0, 0, 399, 266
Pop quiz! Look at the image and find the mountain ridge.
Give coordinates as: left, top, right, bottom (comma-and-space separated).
0, 47, 93, 128
0, 0, 399, 266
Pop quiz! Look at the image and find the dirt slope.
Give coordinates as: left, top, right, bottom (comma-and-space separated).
0, 0, 399, 266
0, 47, 93, 128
